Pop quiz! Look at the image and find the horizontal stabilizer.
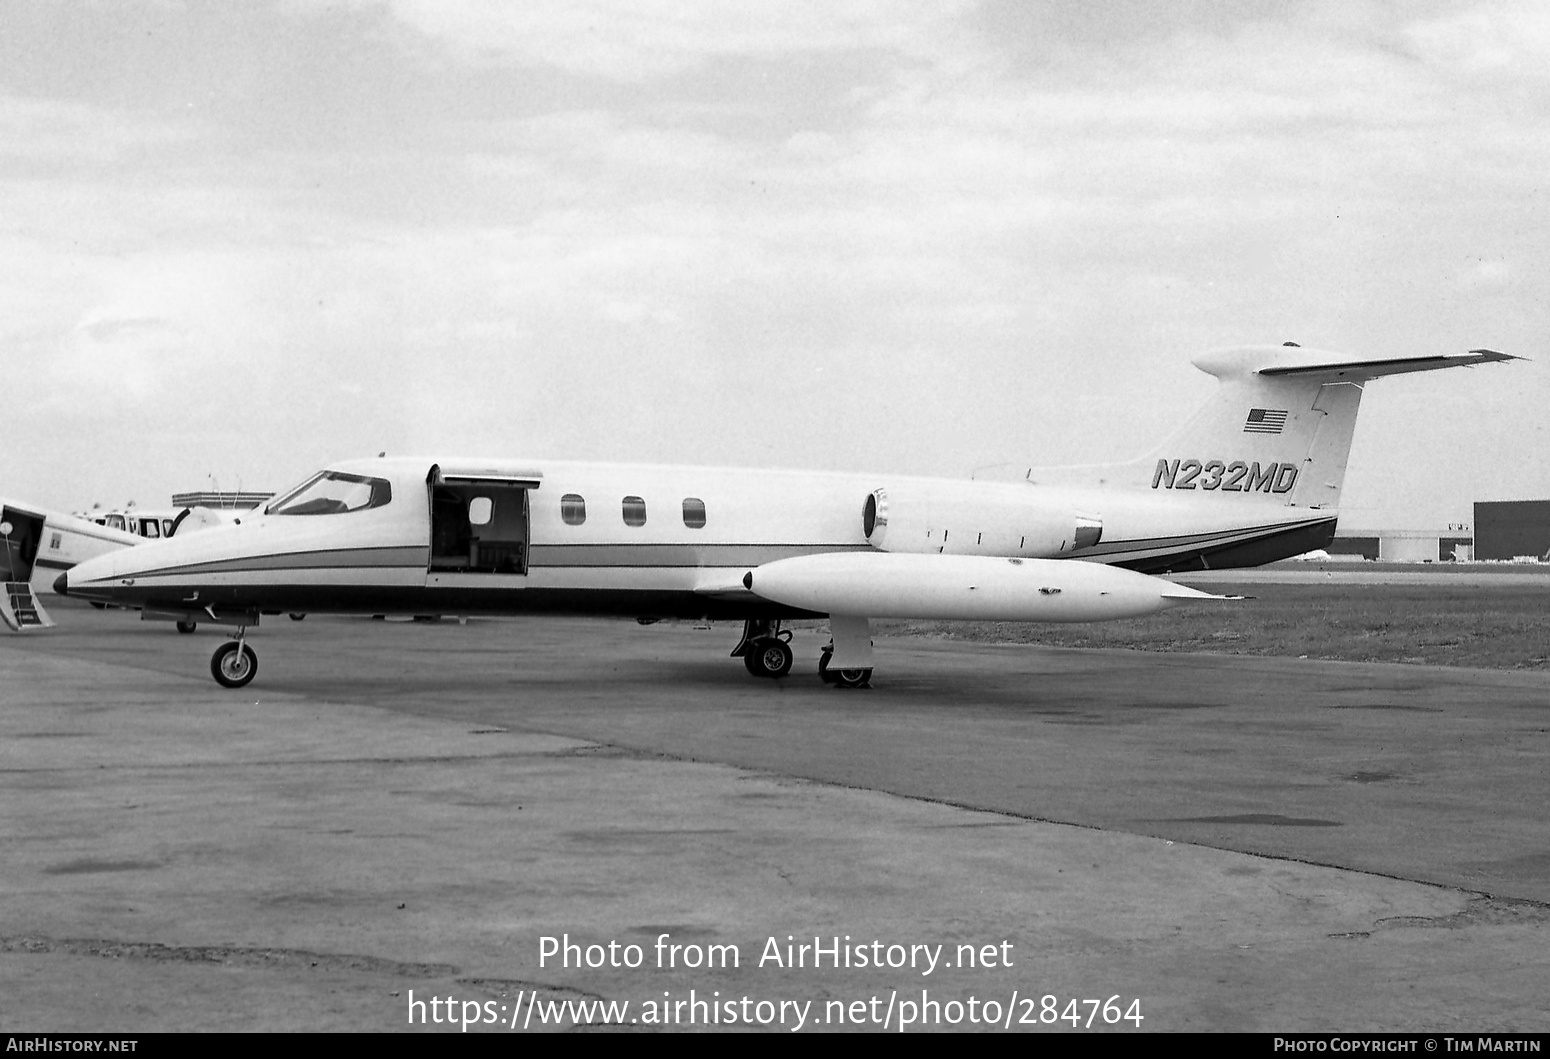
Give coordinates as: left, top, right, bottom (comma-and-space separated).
1256, 348, 1520, 380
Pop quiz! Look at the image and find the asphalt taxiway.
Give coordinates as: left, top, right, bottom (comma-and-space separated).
2, 605, 1547, 1032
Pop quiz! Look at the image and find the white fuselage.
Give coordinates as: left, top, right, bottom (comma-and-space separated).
58, 456, 1331, 623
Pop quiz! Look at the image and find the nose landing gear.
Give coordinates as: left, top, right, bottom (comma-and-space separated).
211, 630, 258, 689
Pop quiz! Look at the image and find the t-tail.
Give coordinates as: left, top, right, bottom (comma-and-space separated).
1001, 344, 1519, 572
1029, 344, 1517, 507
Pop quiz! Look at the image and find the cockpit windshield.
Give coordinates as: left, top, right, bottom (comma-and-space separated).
266, 471, 392, 516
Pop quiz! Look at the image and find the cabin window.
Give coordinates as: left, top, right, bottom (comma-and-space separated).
139, 519, 160, 538
161, 519, 176, 537
682, 498, 706, 529
622, 496, 647, 527
267, 471, 393, 515
561, 494, 586, 526
468, 497, 493, 526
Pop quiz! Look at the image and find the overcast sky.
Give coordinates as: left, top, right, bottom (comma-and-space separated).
3, 0, 1546, 531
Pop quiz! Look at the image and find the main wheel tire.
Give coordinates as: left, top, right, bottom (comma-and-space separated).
831, 667, 872, 689
175, 620, 197, 634
745, 637, 793, 678
210, 641, 258, 689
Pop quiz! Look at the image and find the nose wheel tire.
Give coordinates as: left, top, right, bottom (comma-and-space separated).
211, 641, 258, 689
175, 620, 197, 634
743, 638, 793, 678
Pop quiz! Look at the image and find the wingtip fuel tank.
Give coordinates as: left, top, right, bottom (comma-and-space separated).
742, 552, 1226, 622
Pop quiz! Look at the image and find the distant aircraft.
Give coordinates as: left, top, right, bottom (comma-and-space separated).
1, 499, 140, 630
1, 500, 241, 632
85, 505, 240, 542
55, 345, 1517, 688
85, 506, 184, 540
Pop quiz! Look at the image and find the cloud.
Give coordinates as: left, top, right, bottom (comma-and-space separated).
1403, 1, 1550, 78
0, 93, 202, 164
1458, 258, 1513, 289
346, 0, 972, 79
55, 313, 184, 403
2, 0, 1547, 518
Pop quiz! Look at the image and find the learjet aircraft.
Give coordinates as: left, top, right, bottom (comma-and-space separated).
55, 345, 1517, 688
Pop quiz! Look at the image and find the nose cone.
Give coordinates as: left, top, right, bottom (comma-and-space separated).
53, 571, 69, 596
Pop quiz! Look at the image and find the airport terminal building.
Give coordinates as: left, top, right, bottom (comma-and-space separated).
170, 489, 274, 510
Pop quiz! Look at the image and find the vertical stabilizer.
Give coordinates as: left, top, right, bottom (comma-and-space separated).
1022, 345, 1517, 506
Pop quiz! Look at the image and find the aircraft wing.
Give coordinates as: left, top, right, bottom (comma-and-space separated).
692, 580, 757, 601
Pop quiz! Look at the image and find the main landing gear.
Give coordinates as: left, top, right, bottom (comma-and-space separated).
734, 618, 794, 678
211, 628, 258, 689
818, 643, 872, 689
732, 618, 872, 687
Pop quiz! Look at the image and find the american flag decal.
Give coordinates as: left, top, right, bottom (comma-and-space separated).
1244, 408, 1288, 434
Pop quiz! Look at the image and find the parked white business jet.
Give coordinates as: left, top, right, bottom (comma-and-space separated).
55, 345, 1516, 688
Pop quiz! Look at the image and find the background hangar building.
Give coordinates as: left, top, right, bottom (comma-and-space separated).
1330, 500, 1550, 563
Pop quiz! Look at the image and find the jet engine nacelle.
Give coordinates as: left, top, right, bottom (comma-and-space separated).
862, 482, 1102, 558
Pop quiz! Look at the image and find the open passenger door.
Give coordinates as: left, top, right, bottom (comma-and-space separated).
426, 465, 541, 576
1, 507, 56, 631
